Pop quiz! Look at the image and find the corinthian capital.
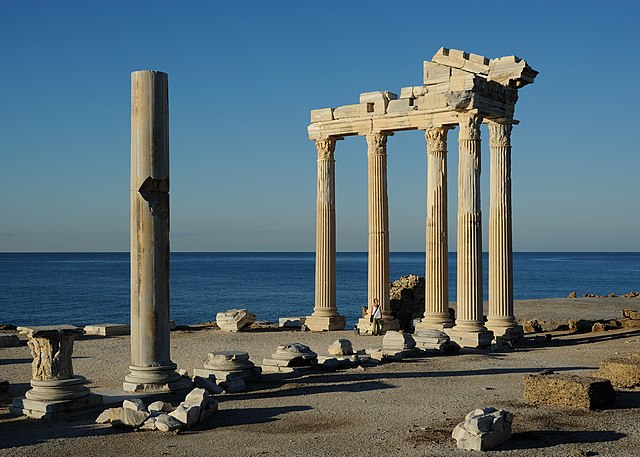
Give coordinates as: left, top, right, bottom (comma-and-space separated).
458, 113, 483, 140
365, 131, 392, 156
488, 122, 513, 148
425, 126, 450, 158
316, 137, 337, 160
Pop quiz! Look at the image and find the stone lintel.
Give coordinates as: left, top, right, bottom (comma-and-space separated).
18, 325, 84, 338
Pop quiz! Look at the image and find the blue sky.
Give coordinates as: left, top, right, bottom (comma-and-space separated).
1, 1, 639, 252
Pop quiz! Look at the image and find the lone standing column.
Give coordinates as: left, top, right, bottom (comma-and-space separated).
448, 113, 492, 348
124, 71, 181, 392
306, 137, 346, 331
486, 121, 523, 340
365, 131, 398, 332
417, 126, 453, 330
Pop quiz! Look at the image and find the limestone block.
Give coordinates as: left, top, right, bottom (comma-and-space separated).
193, 375, 224, 394
593, 355, 640, 388
169, 403, 201, 428
328, 339, 353, 356
184, 388, 209, 408
399, 87, 414, 99
148, 401, 174, 413
83, 324, 130, 336
140, 416, 157, 430
279, 317, 306, 329
123, 398, 146, 411
0, 333, 20, 347
113, 408, 150, 428
523, 372, 615, 409
432, 47, 490, 75
333, 103, 374, 119
155, 413, 183, 432
488, 55, 538, 87
95, 408, 112, 424
359, 90, 397, 105
216, 309, 256, 332
386, 99, 416, 113
452, 408, 513, 451
415, 92, 448, 110
382, 331, 416, 351
423, 61, 451, 85
310, 108, 334, 123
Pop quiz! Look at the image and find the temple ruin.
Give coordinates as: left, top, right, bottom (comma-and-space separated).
305, 47, 538, 347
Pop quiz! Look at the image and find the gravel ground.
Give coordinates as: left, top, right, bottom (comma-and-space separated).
1, 297, 640, 456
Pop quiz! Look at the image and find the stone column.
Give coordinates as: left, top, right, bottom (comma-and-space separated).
416, 126, 453, 330
365, 131, 398, 332
448, 113, 492, 348
306, 137, 346, 331
124, 70, 181, 392
486, 121, 523, 340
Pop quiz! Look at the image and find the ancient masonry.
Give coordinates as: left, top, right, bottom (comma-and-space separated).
305, 48, 538, 347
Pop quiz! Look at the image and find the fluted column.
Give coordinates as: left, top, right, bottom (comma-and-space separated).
486, 121, 523, 340
417, 126, 453, 330
365, 131, 398, 332
306, 137, 346, 331
124, 71, 181, 392
448, 113, 492, 347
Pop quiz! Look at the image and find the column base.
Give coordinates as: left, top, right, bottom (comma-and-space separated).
25, 375, 91, 402
487, 324, 524, 341
446, 326, 494, 349
415, 314, 455, 331
304, 314, 346, 332
356, 317, 400, 335
123, 363, 186, 393
11, 393, 103, 420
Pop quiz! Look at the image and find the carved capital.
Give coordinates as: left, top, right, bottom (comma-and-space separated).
365, 132, 391, 156
425, 127, 450, 158
488, 122, 513, 148
316, 137, 336, 160
458, 114, 483, 140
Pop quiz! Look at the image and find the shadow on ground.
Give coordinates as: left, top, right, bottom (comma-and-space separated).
186, 405, 313, 432
502, 429, 626, 450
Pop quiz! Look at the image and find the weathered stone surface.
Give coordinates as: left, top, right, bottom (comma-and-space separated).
279, 317, 305, 329
139, 416, 157, 430
333, 103, 374, 119
328, 339, 353, 356
155, 413, 183, 432
201, 350, 261, 383
148, 401, 174, 413
83, 324, 130, 336
95, 408, 112, 424
193, 375, 224, 394
382, 331, 416, 351
452, 407, 513, 451
216, 309, 256, 332
523, 372, 615, 409
386, 99, 416, 113
593, 354, 640, 388
263, 343, 318, 367
169, 403, 200, 428
310, 108, 333, 123
113, 408, 150, 428
184, 388, 209, 408
0, 333, 20, 347
488, 55, 538, 87
123, 398, 146, 411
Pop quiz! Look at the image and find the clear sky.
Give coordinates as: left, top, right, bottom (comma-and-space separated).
1, 1, 639, 252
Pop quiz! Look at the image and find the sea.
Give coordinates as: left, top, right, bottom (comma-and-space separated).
1, 252, 639, 328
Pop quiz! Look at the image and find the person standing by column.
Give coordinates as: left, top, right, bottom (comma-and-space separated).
371, 298, 382, 336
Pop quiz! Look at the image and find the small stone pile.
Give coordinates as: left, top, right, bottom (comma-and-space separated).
216, 309, 256, 332
262, 343, 317, 373
452, 407, 513, 451
96, 388, 217, 431
593, 353, 640, 388
389, 275, 426, 328
194, 351, 261, 393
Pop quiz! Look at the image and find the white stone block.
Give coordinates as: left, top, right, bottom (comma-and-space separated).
216, 309, 256, 332
140, 416, 157, 430
113, 408, 150, 428
386, 99, 416, 113
123, 398, 146, 412
169, 404, 201, 428
184, 388, 209, 408
333, 103, 374, 119
95, 408, 112, 424
328, 338, 353, 356
359, 90, 397, 104
423, 61, 451, 85
148, 401, 174, 413
310, 108, 334, 123
84, 324, 130, 336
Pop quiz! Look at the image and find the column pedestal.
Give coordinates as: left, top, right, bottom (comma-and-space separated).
11, 325, 103, 419
306, 137, 346, 331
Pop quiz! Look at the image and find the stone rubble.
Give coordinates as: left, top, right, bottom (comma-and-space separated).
216, 309, 256, 332
327, 339, 353, 356
413, 329, 458, 353
193, 351, 260, 393
262, 343, 318, 368
278, 317, 305, 329
452, 407, 513, 451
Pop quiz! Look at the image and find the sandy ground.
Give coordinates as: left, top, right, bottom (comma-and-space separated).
1, 297, 640, 456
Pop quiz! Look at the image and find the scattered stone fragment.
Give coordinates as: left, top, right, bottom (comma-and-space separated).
109, 407, 124, 422
522, 319, 542, 333
184, 388, 209, 408
328, 339, 353, 356
452, 407, 513, 451
216, 309, 256, 332
593, 354, 640, 388
262, 343, 318, 368
113, 408, 150, 428
382, 331, 416, 352
140, 416, 157, 431
148, 401, 174, 413
123, 398, 146, 411
193, 375, 224, 394
155, 413, 183, 432
95, 409, 112, 424
523, 371, 615, 409
279, 317, 305, 329
169, 403, 201, 428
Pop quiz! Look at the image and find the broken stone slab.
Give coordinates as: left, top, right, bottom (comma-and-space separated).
123, 398, 146, 411
279, 317, 306, 329
112, 407, 150, 428
216, 309, 256, 332
192, 374, 224, 394
593, 354, 640, 388
263, 343, 318, 367
328, 339, 353, 356
523, 372, 615, 409
148, 401, 174, 413
452, 407, 513, 451
382, 331, 416, 351
95, 408, 112, 424
184, 388, 209, 408
0, 333, 21, 347
155, 413, 183, 432
488, 55, 538, 88
169, 403, 201, 428
83, 324, 130, 337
